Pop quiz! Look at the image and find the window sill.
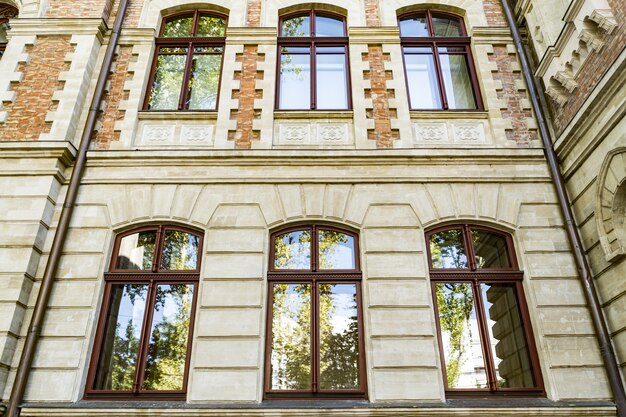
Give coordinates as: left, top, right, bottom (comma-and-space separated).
409, 110, 488, 120
137, 111, 218, 121
274, 110, 354, 120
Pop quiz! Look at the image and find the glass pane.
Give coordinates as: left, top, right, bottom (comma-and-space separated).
471, 230, 511, 269
319, 284, 360, 390
187, 53, 222, 110
316, 52, 348, 110
163, 15, 193, 37
439, 54, 477, 109
160, 230, 200, 270
196, 15, 226, 37
435, 282, 488, 389
282, 15, 310, 37
404, 52, 442, 109
93, 284, 148, 390
430, 229, 468, 269
481, 283, 536, 388
142, 284, 194, 390
274, 229, 311, 269
279, 52, 311, 110
270, 283, 312, 390
315, 15, 345, 36
399, 15, 429, 37
432, 15, 463, 37
318, 230, 355, 269
117, 231, 157, 270
148, 53, 187, 110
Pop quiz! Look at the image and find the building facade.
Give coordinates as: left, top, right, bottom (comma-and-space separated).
0, 0, 623, 416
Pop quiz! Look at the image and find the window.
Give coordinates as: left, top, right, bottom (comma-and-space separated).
85, 225, 202, 399
144, 11, 226, 111
427, 224, 543, 395
399, 11, 482, 110
265, 225, 366, 399
0, 4, 19, 58
277, 11, 351, 110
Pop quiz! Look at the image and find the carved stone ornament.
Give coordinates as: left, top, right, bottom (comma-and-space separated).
0, 5, 19, 19
181, 125, 213, 144
317, 124, 349, 143
414, 123, 447, 142
279, 124, 309, 144
595, 148, 626, 261
453, 123, 486, 143
141, 125, 175, 144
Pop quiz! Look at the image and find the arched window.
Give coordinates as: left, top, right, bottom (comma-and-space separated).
85, 225, 202, 399
277, 11, 351, 110
265, 224, 366, 399
0, 4, 19, 58
427, 224, 543, 395
399, 11, 482, 110
144, 11, 227, 111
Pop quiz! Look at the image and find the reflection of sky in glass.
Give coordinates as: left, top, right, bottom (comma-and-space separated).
319, 231, 355, 269
316, 52, 347, 109
324, 284, 356, 333
274, 230, 311, 269
115, 285, 148, 339
279, 53, 311, 109
405, 53, 441, 109
439, 53, 475, 109
430, 229, 468, 268
315, 16, 344, 36
282, 16, 310, 37
399, 16, 429, 36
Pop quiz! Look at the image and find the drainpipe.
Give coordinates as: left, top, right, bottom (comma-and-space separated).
499, 0, 626, 415
5, 0, 129, 415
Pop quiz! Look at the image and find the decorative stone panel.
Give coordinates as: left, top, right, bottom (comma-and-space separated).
274, 122, 354, 147
413, 120, 490, 146
596, 148, 626, 261
135, 123, 215, 147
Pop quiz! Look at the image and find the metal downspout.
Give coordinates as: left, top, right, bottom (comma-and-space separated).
499, 0, 626, 415
5, 0, 129, 415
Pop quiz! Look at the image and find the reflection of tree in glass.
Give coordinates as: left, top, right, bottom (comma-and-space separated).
163, 17, 193, 37
110, 318, 141, 389
319, 284, 359, 389
160, 231, 199, 270
142, 284, 193, 390
187, 49, 223, 110
271, 284, 311, 389
149, 52, 186, 110
319, 231, 352, 269
436, 283, 474, 387
430, 229, 467, 268
274, 231, 311, 269
197, 16, 226, 37
282, 16, 309, 37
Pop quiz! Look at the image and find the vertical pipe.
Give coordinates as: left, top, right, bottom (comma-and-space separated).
5, 0, 129, 415
498, 0, 626, 415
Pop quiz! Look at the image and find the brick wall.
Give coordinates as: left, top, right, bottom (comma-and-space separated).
483, 0, 508, 26
365, 0, 380, 27
489, 46, 537, 145
363, 45, 399, 148
247, 0, 262, 27
229, 45, 264, 149
549, 0, 626, 136
94, 46, 133, 149
0, 36, 73, 141
46, 0, 110, 19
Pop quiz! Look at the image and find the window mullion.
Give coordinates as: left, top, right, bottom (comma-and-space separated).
311, 42, 316, 109
312, 281, 319, 392
179, 41, 195, 110
473, 279, 499, 391
432, 43, 449, 110
133, 280, 157, 393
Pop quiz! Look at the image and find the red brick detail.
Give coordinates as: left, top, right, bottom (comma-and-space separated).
489, 45, 537, 146
363, 45, 399, 148
94, 46, 133, 150
247, 0, 262, 27
46, 0, 109, 18
483, 0, 507, 26
365, 0, 381, 27
550, 0, 626, 135
0, 36, 72, 141
229, 45, 264, 149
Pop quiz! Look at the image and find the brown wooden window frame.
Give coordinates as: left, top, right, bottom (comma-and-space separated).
85, 224, 203, 400
143, 10, 227, 111
276, 10, 352, 111
427, 224, 544, 397
399, 10, 484, 111
264, 224, 367, 399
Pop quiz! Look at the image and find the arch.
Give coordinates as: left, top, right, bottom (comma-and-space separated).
596, 147, 626, 261
265, 0, 364, 27
140, 0, 233, 31
277, 2, 348, 19
379, 0, 486, 29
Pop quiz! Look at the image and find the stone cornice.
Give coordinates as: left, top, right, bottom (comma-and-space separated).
535, 23, 575, 78
7, 18, 108, 41
118, 28, 156, 45
348, 27, 400, 44
470, 27, 513, 44
0, 140, 77, 167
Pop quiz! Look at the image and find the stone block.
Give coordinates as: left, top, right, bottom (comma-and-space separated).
23, 370, 76, 401
530, 279, 586, 306
193, 339, 260, 368
32, 338, 84, 368
526, 253, 577, 277
209, 204, 266, 228
369, 307, 434, 337
365, 253, 425, 278
49, 281, 97, 308
0, 222, 47, 248
519, 228, 571, 252
605, 295, 626, 331
0, 275, 33, 305
372, 369, 442, 401
41, 309, 91, 337
200, 281, 264, 307
204, 228, 266, 253
362, 205, 420, 228
371, 337, 438, 368
0, 247, 40, 275
537, 307, 595, 335
188, 370, 258, 402
362, 228, 423, 253
545, 336, 602, 367
551, 367, 611, 400
203, 254, 264, 279
62, 228, 109, 253
195, 308, 262, 337
367, 280, 430, 307
0, 302, 25, 334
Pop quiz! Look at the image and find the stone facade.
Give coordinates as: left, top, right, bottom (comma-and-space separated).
0, 0, 623, 416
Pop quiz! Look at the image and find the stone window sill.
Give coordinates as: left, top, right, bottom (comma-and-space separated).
410, 110, 489, 120
137, 111, 218, 121
274, 110, 354, 120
